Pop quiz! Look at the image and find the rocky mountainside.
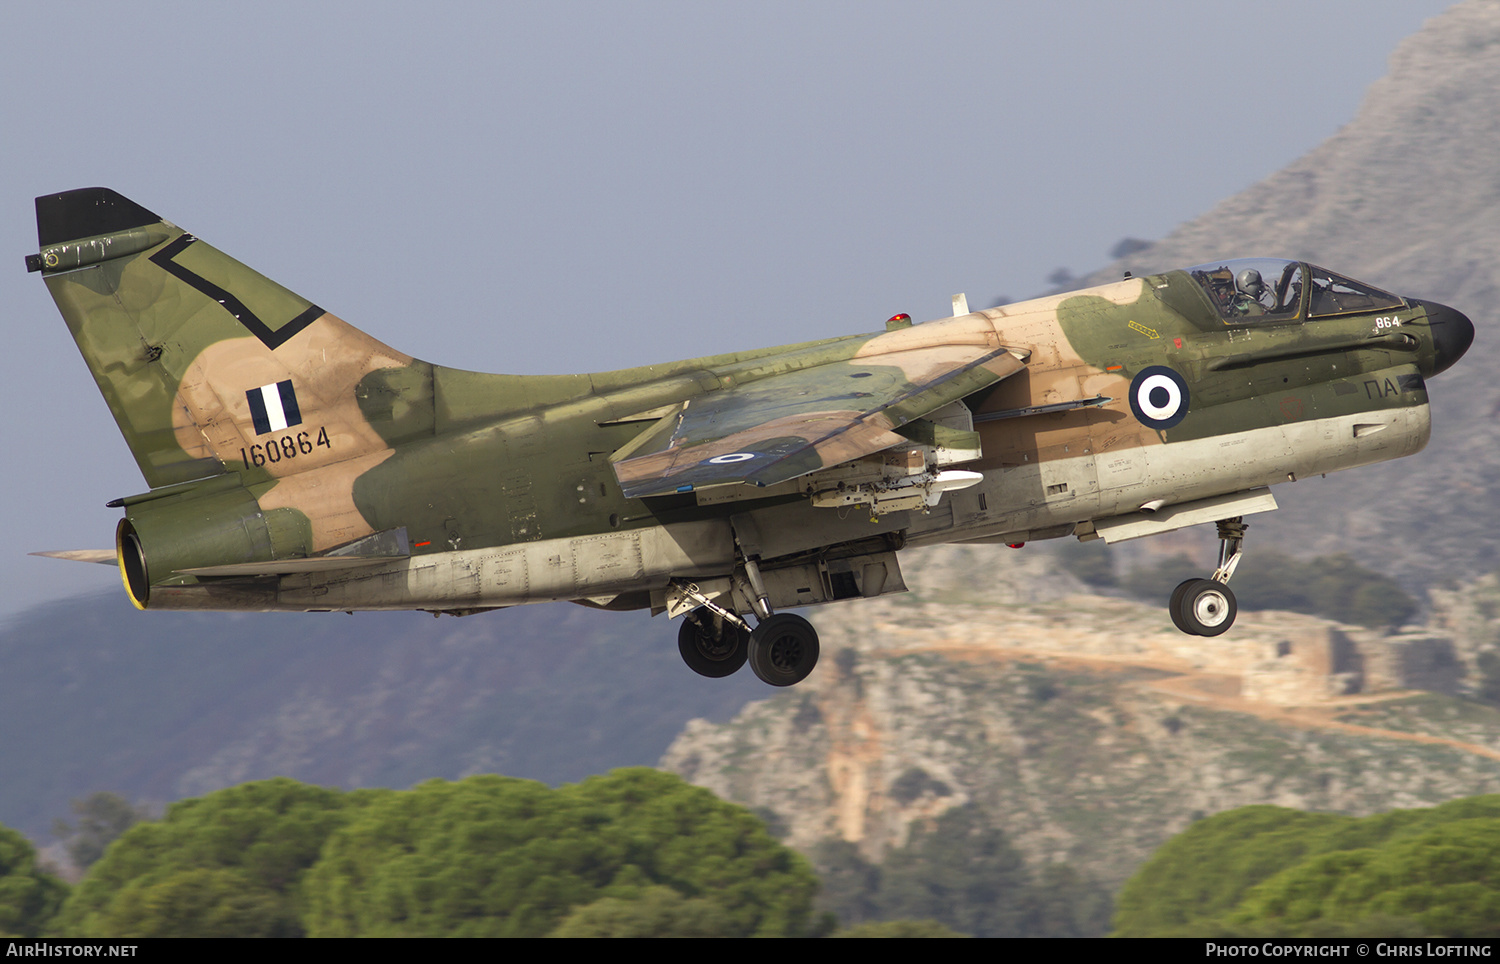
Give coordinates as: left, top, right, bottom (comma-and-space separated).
661, 545, 1500, 889
1078, 0, 1500, 587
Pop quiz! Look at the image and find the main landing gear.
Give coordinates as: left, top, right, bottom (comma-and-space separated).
674, 527, 822, 685
677, 611, 750, 678
746, 613, 821, 687
1168, 517, 1245, 637
679, 609, 821, 686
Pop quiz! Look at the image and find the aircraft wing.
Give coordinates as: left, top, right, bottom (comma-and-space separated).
612, 343, 1027, 498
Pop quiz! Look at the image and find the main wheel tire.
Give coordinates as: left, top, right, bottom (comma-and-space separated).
1169, 578, 1203, 634
1181, 580, 1237, 636
748, 613, 820, 687
678, 614, 749, 678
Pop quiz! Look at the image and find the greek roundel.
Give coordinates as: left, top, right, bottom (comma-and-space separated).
1129, 366, 1189, 430
246, 380, 303, 435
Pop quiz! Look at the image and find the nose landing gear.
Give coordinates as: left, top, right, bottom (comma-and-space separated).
1168, 517, 1245, 637
1169, 577, 1237, 636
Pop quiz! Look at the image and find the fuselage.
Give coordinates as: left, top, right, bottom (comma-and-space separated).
30, 188, 1472, 680
125, 264, 1462, 615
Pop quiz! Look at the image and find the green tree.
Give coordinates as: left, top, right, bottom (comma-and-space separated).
831, 919, 970, 937
876, 807, 1032, 938
0, 825, 67, 937
303, 768, 819, 937
1113, 806, 1351, 936
52, 792, 149, 871
565, 767, 819, 937
52, 777, 378, 937
1233, 820, 1500, 937
1115, 796, 1500, 937
548, 886, 733, 937
88, 867, 287, 938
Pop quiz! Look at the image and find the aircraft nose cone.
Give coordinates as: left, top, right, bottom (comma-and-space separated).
1426, 300, 1475, 376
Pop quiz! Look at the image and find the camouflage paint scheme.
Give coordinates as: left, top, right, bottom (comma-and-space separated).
29, 189, 1473, 661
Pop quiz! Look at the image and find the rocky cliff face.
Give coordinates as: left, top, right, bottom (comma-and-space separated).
1076, 0, 1500, 587
662, 546, 1500, 889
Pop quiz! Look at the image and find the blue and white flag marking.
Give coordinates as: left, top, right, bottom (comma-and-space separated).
246, 380, 303, 435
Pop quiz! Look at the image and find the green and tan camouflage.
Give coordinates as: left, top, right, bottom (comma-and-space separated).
27, 189, 1474, 685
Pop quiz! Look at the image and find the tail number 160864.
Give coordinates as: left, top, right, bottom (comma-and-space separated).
241, 427, 331, 467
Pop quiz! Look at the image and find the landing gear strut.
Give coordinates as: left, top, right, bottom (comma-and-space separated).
677, 608, 821, 685
672, 517, 824, 684
1168, 517, 1245, 637
670, 567, 821, 684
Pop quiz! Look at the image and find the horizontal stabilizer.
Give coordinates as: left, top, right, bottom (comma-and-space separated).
30, 549, 116, 566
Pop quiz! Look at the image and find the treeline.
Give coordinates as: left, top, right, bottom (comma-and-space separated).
2, 770, 824, 938
1113, 795, 1500, 937
17, 776, 1499, 937
4, 770, 1113, 938
0, 824, 65, 937
6, 771, 1033, 938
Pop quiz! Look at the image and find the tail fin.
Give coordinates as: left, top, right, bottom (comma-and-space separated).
31, 188, 419, 490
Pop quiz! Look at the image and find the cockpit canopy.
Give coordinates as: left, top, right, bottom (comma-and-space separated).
1185, 258, 1404, 325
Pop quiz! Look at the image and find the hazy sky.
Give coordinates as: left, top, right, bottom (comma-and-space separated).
0, 1, 1456, 616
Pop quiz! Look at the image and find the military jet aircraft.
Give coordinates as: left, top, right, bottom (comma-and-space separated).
28, 188, 1473, 686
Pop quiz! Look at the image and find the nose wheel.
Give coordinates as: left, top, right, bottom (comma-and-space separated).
1168, 517, 1245, 637
1169, 578, 1237, 636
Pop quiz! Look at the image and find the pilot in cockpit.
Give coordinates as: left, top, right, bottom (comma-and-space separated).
1232, 268, 1276, 316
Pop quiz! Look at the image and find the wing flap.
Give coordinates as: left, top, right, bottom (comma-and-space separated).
613, 344, 1026, 498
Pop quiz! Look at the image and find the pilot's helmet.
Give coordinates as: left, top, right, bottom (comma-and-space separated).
1236, 268, 1265, 298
